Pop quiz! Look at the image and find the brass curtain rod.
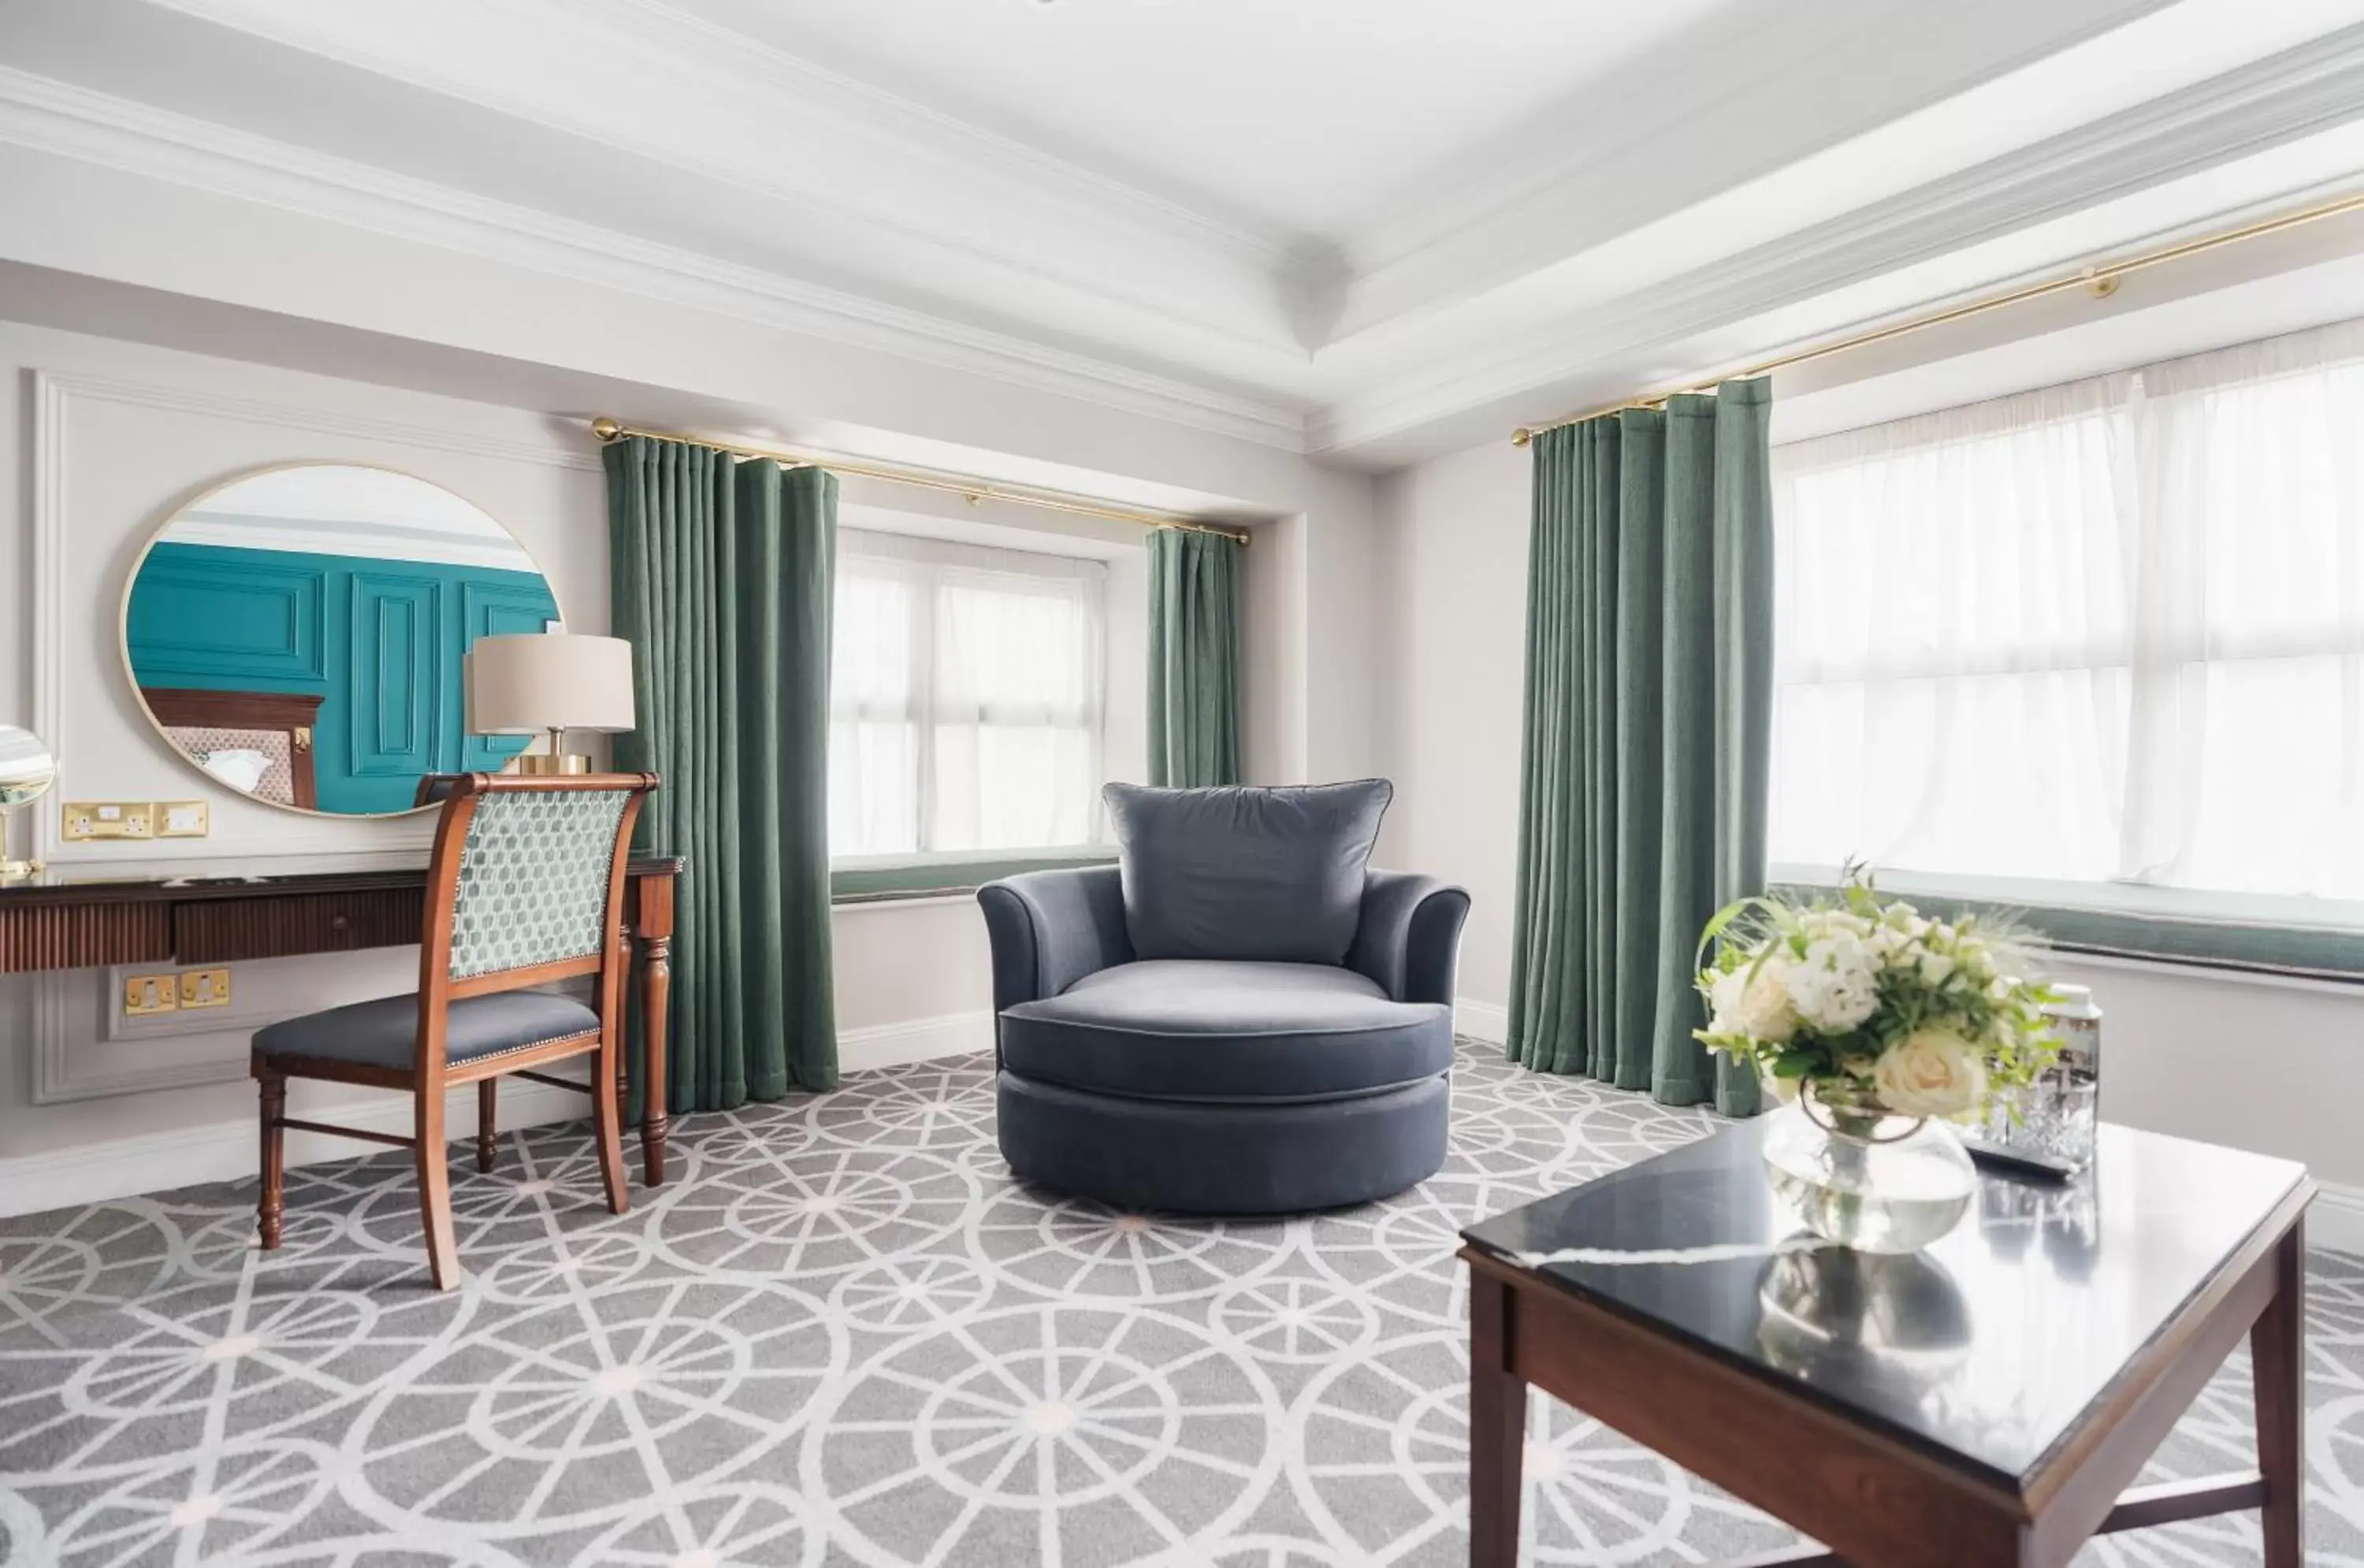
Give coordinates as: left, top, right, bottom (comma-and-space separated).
1510, 184, 2364, 445
589, 418, 1251, 546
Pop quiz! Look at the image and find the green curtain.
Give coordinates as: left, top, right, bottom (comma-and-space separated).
1506, 379, 1773, 1116
1147, 527, 1243, 786
605, 434, 839, 1112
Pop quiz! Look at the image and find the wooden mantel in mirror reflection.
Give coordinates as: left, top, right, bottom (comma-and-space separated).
0, 855, 684, 1184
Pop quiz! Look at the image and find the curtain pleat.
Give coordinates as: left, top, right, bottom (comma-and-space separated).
1507, 380, 1772, 1115
605, 436, 839, 1113
1147, 529, 1243, 787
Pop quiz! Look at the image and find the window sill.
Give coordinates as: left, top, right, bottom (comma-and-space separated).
1771, 863, 2364, 985
831, 850, 1116, 906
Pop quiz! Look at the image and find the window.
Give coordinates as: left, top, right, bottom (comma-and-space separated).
1769, 318, 2364, 926
830, 528, 1106, 860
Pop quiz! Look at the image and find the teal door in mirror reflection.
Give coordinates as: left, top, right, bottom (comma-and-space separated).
128, 541, 556, 814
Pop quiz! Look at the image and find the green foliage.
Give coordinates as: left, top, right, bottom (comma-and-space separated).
1693, 866, 2061, 1118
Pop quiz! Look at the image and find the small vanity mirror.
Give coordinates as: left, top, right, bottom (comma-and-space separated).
122, 465, 561, 816
0, 724, 58, 879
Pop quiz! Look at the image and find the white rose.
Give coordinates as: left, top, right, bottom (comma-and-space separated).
1710, 959, 1797, 1042
1734, 960, 1797, 1042
1872, 1028, 1985, 1120
1916, 951, 1957, 987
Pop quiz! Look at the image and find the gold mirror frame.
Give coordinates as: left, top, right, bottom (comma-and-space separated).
118, 462, 567, 821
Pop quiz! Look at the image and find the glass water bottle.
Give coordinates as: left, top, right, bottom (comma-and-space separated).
1973, 984, 2102, 1175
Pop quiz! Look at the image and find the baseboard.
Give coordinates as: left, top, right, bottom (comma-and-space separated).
1, 1014, 996, 1219
2314, 1180, 2364, 1258
0, 1076, 593, 1219
839, 1010, 994, 1072
1455, 995, 1508, 1045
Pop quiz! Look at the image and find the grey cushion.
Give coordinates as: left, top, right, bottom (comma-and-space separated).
253, 990, 600, 1071
1102, 779, 1392, 964
1000, 959, 1450, 1102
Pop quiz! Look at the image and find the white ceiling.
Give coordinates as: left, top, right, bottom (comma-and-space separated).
6, 0, 2364, 465
661, 0, 1741, 234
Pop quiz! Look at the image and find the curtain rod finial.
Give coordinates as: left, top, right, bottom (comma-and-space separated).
1511, 427, 1532, 448
591, 417, 623, 442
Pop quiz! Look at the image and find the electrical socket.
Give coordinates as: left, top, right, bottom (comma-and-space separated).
124, 973, 179, 1016
178, 968, 232, 1009
63, 802, 155, 841
157, 801, 210, 838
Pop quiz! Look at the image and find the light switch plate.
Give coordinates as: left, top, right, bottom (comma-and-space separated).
178, 968, 232, 1009
64, 802, 156, 841
157, 801, 210, 838
124, 974, 179, 1016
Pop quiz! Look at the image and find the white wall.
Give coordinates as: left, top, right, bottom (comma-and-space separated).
1372, 440, 1530, 1002
1375, 437, 2364, 1250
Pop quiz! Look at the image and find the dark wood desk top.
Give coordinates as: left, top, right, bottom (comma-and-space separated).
0, 854, 686, 907
1462, 1117, 2310, 1489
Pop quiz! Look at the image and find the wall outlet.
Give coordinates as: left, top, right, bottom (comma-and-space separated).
157, 801, 210, 838
124, 973, 179, 1016
64, 802, 156, 842
178, 968, 232, 1009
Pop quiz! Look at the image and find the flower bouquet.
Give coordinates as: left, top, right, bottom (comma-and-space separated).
1694, 874, 2058, 1251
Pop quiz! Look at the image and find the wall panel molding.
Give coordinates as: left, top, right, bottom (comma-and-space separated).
28, 367, 593, 865
30, 968, 255, 1105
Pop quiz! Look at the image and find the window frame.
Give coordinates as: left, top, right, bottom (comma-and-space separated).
828, 526, 1110, 872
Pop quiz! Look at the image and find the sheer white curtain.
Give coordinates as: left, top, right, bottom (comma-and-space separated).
1771, 317, 2364, 908
829, 529, 1105, 860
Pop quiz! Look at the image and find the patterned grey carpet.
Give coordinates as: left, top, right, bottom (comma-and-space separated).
1, 1039, 2358, 1566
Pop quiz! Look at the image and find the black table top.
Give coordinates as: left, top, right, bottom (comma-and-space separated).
1461, 1117, 2308, 1488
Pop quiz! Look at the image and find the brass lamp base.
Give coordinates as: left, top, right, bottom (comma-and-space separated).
511, 726, 591, 775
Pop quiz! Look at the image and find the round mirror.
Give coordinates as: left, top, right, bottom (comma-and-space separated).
0, 725, 58, 808
121, 464, 562, 817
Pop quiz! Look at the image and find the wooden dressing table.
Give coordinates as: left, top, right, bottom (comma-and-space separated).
0, 855, 686, 1184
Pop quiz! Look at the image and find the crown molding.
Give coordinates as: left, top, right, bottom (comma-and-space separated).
1324, 0, 2182, 344
580, 0, 1302, 266
138, 0, 1302, 339
0, 69, 1311, 452
1313, 21, 2364, 455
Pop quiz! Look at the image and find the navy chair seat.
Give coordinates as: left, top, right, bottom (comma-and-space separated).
254, 991, 600, 1071
1002, 960, 1451, 1103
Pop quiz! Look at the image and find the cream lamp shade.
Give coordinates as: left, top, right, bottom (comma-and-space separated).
466, 634, 635, 775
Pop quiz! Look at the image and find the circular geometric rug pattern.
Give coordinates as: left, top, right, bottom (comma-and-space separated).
1, 1039, 2358, 1566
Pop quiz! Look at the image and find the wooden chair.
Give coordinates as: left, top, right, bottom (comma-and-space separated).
251, 771, 659, 1290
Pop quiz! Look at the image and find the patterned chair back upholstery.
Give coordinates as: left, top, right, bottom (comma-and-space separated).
439, 780, 648, 981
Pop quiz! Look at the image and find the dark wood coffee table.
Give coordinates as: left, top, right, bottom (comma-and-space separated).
1459, 1119, 2312, 1567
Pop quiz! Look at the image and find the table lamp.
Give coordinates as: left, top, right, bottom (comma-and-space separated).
466, 634, 635, 775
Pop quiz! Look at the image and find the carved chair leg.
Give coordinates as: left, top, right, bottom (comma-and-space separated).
476, 1080, 497, 1174
592, 1030, 630, 1217
257, 1070, 288, 1250
415, 1091, 461, 1292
